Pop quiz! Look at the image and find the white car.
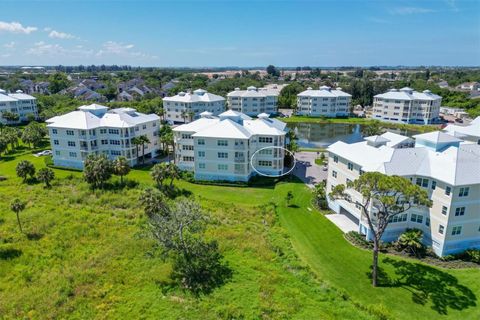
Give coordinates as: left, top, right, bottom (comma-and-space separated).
35, 150, 52, 157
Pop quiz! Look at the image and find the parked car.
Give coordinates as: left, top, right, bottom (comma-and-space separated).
35, 150, 52, 157
322, 165, 328, 171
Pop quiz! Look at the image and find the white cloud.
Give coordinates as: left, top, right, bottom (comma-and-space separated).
44, 27, 52, 32
3, 41, 16, 49
0, 21, 37, 34
49, 30, 75, 39
26, 41, 94, 57
96, 41, 156, 59
389, 7, 435, 15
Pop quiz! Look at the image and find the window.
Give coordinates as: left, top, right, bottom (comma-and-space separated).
416, 178, 428, 188
181, 134, 191, 139
459, 187, 469, 197
259, 137, 273, 143
347, 162, 353, 170
69, 152, 77, 158
66, 130, 74, 136
451, 226, 462, 236
445, 186, 451, 196
332, 170, 337, 178
109, 140, 120, 145
431, 180, 436, 190
182, 156, 194, 162
218, 152, 228, 159
197, 139, 205, 145
199, 163, 205, 169
198, 151, 205, 158
54, 140, 59, 145
426, 217, 430, 227
142, 124, 147, 130
455, 207, 465, 216
108, 129, 120, 134
52, 129, 57, 134
218, 164, 228, 171
388, 214, 407, 223
111, 150, 121, 156
441, 206, 448, 215
259, 149, 272, 155
100, 129, 107, 134
67, 141, 76, 147
55, 150, 60, 156
438, 225, 445, 234
410, 213, 423, 223
182, 145, 194, 151
258, 160, 272, 167
101, 139, 108, 145
217, 140, 228, 146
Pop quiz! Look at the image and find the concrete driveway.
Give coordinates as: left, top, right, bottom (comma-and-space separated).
292, 151, 327, 188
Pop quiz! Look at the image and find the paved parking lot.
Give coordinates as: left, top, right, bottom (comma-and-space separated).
291, 151, 327, 188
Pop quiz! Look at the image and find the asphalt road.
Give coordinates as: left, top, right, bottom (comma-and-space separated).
291, 151, 327, 188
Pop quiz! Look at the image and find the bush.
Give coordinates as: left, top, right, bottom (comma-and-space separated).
345, 231, 373, 249
450, 249, 480, 264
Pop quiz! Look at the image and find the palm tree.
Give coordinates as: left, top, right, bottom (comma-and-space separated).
140, 135, 151, 164
131, 137, 142, 165
167, 162, 180, 188
11, 198, 26, 233
397, 229, 424, 257
188, 111, 195, 122
113, 156, 130, 184
181, 110, 188, 123
37, 167, 55, 188
151, 163, 168, 188
16, 160, 36, 183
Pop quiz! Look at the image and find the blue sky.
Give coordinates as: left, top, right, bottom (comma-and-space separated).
0, 0, 479, 67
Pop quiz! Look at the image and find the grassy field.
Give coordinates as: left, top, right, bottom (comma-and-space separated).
282, 116, 441, 133
1, 149, 478, 319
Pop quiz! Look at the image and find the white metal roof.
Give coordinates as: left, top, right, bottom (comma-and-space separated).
444, 119, 480, 139
413, 131, 463, 144
380, 131, 413, 147
192, 118, 252, 139
329, 135, 480, 186
46, 107, 159, 129
375, 89, 441, 101
298, 86, 351, 98
172, 117, 220, 133
163, 89, 225, 103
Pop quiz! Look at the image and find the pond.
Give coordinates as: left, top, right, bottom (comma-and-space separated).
286, 122, 422, 148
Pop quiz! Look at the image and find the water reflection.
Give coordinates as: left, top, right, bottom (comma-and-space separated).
287, 123, 420, 148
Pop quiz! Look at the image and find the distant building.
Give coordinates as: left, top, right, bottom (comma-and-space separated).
163, 89, 225, 123
296, 86, 351, 117
437, 81, 449, 89
46, 104, 160, 169
327, 130, 480, 257
173, 110, 287, 182
457, 82, 480, 91
227, 85, 281, 116
0, 89, 38, 124
372, 87, 441, 124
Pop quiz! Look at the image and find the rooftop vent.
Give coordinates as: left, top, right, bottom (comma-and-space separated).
247, 86, 257, 91
389, 88, 399, 92
336, 87, 342, 91
423, 90, 432, 94
194, 88, 207, 95
319, 85, 331, 91
234, 87, 240, 91
15, 90, 23, 93
178, 91, 186, 96
307, 86, 313, 90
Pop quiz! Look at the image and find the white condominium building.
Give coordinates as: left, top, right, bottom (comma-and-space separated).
372, 87, 441, 124
0, 89, 38, 124
296, 86, 351, 117
327, 130, 480, 257
173, 110, 287, 182
227, 86, 280, 116
163, 89, 225, 123
46, 104, 160, 169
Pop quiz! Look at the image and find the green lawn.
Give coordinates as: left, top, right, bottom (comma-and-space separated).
0, 150, 478, 319
274, 183, 480, 320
